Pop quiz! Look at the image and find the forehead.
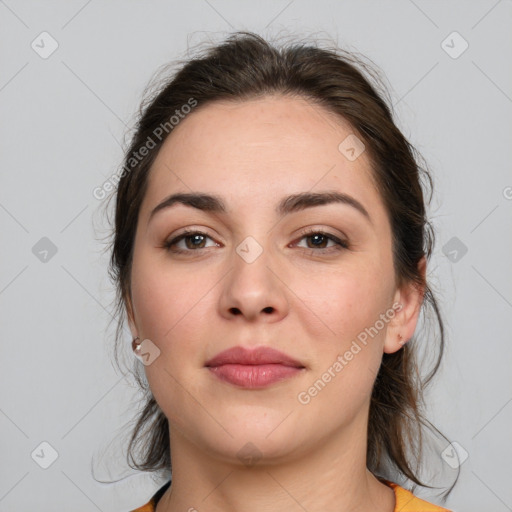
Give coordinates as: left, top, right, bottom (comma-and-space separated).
142, 95, 384, 221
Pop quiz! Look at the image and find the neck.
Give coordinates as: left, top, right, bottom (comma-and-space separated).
156, 419, 395, 512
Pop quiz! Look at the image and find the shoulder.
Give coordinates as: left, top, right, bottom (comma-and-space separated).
130, 478, 451, 512
129, 480, 171, 512
130, 503, 154, 512
383, 480, 451, 512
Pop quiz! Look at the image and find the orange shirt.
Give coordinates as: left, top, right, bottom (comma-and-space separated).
130, 478, 451, 511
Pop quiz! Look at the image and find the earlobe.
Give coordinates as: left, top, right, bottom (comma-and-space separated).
384, 330, 409, 355
383, 256, 426, 354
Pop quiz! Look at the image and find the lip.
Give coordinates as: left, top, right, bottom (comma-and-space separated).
205, 346, 304, 368
205, 346, 305, 389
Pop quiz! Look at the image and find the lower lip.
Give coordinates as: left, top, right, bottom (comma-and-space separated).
207, 363, 303, 388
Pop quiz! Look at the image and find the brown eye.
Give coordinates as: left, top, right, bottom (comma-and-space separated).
295, 230, 349, 252
305, 233, 330, 249
163, 230, 217, 254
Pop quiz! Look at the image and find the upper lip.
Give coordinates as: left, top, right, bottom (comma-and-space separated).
205, 346, 304, 368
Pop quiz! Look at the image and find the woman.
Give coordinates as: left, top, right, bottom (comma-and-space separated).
106, 31, 455, 512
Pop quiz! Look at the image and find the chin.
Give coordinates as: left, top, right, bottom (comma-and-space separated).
194, 416, 304, 462
210, 435, 304, 468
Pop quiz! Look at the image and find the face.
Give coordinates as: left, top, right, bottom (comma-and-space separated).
127, 95, 415, 464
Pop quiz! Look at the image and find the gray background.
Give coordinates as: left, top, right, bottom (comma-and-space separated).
1, 1, 511, 511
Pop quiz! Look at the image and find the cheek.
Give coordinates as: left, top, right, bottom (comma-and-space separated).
130, 257, 212, 429
130, 251, 210, 343
294, 263, 391, 342
130, 252, 217, 391
291, 263, 392, 400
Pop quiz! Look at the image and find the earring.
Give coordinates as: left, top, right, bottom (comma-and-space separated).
398, 334, 410, 346
132, 336, 141, 353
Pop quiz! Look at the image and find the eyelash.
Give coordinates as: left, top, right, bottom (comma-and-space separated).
162, 228, 349, 255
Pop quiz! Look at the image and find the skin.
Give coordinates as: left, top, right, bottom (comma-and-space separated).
127, 95, 426, 512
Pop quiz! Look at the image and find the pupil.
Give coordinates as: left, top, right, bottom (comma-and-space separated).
311, 234, 325, 247
190, 235, 204, 247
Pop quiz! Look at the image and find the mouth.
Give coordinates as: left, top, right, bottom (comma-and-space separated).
204, 345, 305, 389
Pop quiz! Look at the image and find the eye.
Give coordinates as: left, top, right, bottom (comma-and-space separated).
294, 228, 349, 253
163, 229, 219, 254
162, 228, 349, 256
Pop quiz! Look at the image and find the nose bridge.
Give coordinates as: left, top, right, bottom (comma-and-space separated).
235, 234, 266, 266
219, 232, 289, 320
231, 233, 274, 294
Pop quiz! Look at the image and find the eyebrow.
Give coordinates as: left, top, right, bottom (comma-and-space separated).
148, 190, 372, 225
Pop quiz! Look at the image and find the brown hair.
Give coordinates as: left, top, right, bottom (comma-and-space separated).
103, 31, 457, 495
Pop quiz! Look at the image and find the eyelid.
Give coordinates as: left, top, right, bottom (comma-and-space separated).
163, 226, 350, 255
293, 226, 350, 251
162, 228, 219, 250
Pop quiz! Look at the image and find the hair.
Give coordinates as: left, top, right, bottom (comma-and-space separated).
102, 30, 458, 496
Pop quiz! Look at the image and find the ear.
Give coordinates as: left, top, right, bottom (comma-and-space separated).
383, 256, 426, 354
126, 292, 138, 340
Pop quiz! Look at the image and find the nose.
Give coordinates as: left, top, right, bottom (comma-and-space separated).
218, 240, 289, 323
